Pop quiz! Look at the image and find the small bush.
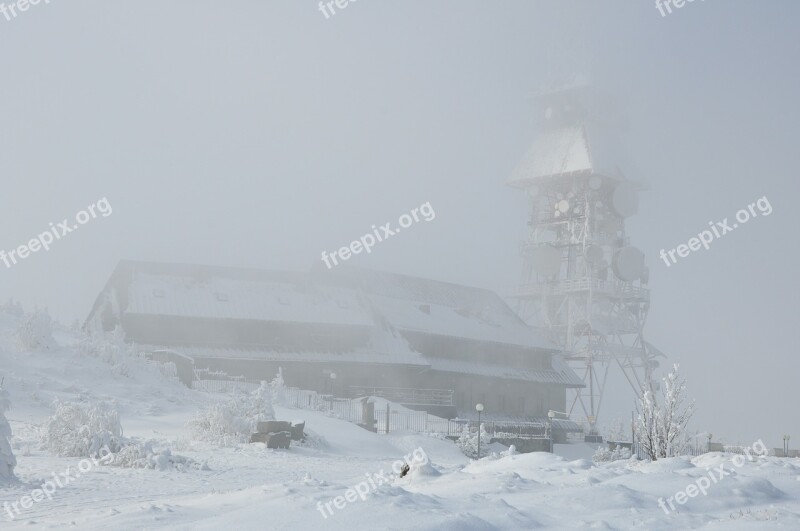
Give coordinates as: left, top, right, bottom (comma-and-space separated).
592, 444, 632, 463
16, 308, 55, 351
456, 423, 490, 459
188, 381, 276, 447
39, 399, 124, 458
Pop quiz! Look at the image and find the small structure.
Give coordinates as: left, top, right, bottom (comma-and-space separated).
249, 420, 305, 449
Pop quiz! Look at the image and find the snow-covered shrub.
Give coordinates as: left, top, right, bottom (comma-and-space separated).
604, 418, 630, 444
0, 299, 24, 318
40, 399, 124, 458
16, 308, 55, 351
456, 423, 490, 459
0, 385, 16, 482
502, 444, 518, 457
251, 381, 276, 423
270, 367, 286, 406
77, 327, 134, 377
109, 441, 207, 471
187, 400, 252, 446
593, 444, 632, 463
188, 382, 276, 446
636, 364, 695, 460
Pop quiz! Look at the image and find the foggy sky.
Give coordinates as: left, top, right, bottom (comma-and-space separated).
1, 0, 798, 448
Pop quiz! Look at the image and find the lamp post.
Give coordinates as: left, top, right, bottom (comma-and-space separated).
784, 435, 790, 457
547, 410, 555, 453
475, 403, 484, 459
707, 433, 713, 453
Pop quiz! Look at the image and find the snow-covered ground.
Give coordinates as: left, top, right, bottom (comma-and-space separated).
1, 311, 799, 530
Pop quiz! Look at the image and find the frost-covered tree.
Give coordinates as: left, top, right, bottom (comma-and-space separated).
1, 299, 24, 318
636, 364, 695, 460
456, 423, 489, 459
270, 367, 286, 406
0, 381, 17, 482
604, 417, 630, 443
16, 307, 55, 351
249, 381, 276, 427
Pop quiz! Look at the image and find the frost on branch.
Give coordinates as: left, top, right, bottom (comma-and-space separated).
636, 364, 695, 460
270, 367, 287, 406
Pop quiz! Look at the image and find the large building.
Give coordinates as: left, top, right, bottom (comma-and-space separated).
86, 260, 583, 425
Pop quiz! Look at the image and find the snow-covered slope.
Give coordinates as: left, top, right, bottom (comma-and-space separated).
0, 309, 799, 529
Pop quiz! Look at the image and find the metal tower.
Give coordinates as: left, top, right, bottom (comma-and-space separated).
507, 83, 662, 436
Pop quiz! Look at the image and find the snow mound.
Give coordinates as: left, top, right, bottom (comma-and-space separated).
110, 441, 208, 472
403, 457, 441, 481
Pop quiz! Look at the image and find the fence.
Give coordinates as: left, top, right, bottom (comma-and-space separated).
626, 440, 740, 460
188, 369, 554, 442
191, 368, 262, 393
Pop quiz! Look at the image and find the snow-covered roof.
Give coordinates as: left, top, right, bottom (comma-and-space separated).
89, 261, 581, 384
507, 124, 629, 187
114, 261, 557, 351
126, 273, 372, 327
336, 268, 556, 350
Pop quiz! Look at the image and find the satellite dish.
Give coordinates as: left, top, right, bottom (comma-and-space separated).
612, 246, 645, 281
557, 200, 570, 214
584, 245, 604, 264
531, 245, 561, 277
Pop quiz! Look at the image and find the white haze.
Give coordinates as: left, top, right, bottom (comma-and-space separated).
0, 0, 798, 449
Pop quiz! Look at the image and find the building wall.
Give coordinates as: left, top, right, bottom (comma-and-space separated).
416, 370, 563, 419
192, 356, 564, 420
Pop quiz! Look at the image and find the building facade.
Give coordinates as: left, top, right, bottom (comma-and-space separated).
86, 261, 583, 424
